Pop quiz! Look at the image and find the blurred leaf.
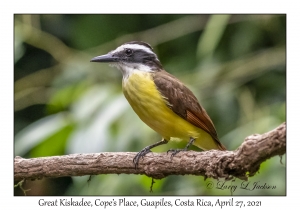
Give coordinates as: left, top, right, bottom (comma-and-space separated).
15, 112, 71, 156
197, 14, 231, 60
30, 124, 74, 157
66, 93, 129, 154
47, 81, 89, 114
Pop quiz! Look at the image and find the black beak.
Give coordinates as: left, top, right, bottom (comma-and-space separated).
90, 53, 118, 63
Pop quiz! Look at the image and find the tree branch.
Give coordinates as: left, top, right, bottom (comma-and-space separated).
14, 122, 286, 182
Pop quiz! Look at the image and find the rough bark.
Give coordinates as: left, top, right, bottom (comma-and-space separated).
14, 122, 286, 182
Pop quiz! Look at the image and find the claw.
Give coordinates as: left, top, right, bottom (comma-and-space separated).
133, 148, 152, 169
167, 149, 185, 159
133, 139, 168, 169
167, 137, 195, 160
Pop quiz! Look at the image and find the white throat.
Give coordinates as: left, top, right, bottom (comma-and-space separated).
110, 62, 154, 80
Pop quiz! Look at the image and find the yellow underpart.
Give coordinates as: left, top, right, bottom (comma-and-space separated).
122, 70, 219, 150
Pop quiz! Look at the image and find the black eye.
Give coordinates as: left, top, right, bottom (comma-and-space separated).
125, 49, 133, 56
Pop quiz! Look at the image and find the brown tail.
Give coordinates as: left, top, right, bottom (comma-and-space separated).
217, 142, 227, 151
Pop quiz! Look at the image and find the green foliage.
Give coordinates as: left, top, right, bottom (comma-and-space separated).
47, 81, 90, 114
30, 124, 74, 157
14, 14, 286, 196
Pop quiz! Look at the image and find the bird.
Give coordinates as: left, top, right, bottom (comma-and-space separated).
91, 41, 226, 168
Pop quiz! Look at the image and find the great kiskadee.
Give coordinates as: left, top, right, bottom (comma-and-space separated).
91, 41, 226, 168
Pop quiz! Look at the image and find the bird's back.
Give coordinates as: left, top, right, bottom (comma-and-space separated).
122, 70, 225, 151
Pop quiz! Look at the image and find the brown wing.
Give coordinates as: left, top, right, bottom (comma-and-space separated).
153, 70, 226, 150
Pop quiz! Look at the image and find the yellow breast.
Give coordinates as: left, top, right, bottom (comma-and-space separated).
122, 71, 214, 149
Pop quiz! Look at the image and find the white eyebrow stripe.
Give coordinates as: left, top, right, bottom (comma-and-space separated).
112, 44, 154, 55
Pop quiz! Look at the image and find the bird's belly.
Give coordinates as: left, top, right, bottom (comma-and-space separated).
122, 71, 201, 141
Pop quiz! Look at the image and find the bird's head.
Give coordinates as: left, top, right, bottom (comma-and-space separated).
91, 41, 163, 78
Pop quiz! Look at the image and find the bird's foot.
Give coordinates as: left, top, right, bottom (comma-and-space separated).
167, 148, 187, 159
133, 139, 168, 169
133, 147, 152, 169
167, 137, 195, 160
